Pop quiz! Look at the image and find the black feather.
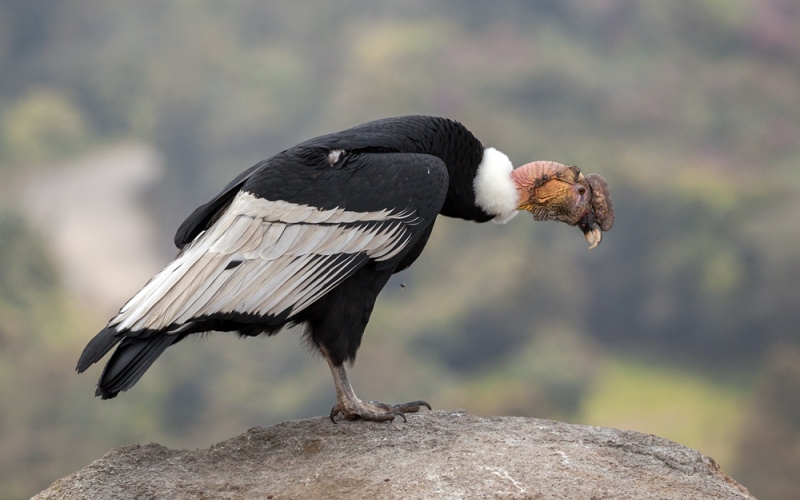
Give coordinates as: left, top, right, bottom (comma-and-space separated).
95, 334, 178, 399
80, 115, 498, 398
76, 327, 122, 373
173, 163, 261, 249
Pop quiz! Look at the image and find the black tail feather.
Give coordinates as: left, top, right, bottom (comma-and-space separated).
76, 327, 123, 373
95, 334, 178, 399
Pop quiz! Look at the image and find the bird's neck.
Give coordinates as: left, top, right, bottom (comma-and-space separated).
472, 147, 520, 224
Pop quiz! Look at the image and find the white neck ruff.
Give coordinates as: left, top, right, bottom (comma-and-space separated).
473, 147, 519, 224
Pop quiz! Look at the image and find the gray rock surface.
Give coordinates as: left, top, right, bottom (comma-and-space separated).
35, 410, 753, 499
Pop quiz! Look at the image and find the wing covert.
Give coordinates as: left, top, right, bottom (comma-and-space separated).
112, 151, 448, 334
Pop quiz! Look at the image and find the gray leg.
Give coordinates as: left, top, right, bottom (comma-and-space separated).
323, 349, 431, 423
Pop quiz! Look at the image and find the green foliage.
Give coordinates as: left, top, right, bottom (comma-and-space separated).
580, 356, 747, 469
0, 211, 60, 336
0, 1, 798, 498
733, 343, 800, 499
1, 89, 91, 166
0, 211, 84, 498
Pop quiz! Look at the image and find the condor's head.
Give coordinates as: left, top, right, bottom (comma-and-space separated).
511, 161, 615, 249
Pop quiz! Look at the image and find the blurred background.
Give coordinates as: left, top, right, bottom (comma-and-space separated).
0, 1, 798, 498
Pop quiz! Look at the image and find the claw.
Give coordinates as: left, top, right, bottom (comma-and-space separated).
397, 400, 431, 411
329, 399, 431, 423
325, 352, 431, 423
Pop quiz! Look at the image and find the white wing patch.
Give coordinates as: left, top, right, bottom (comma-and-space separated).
111, 192, 421, 332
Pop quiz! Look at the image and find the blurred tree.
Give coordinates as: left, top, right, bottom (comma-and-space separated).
733, 343, 800, 500
1, 88, 90, 166
0, 211, 60, 331
0, 0, 53, 72
0, 1, 798, 498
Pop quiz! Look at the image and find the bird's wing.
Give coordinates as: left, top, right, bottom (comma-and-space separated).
173, 162, 262, 249
109, 152, 448, 334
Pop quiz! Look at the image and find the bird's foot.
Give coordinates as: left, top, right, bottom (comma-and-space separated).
330, 399, 431, 423
323, 351, 431, 423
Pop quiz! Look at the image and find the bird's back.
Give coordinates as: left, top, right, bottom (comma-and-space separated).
77, 115, 497, 399
175, 116, 489, 249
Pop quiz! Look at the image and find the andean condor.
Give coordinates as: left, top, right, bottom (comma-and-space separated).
77, 115, 614, 422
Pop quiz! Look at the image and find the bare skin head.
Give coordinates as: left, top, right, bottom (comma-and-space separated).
511, 161, 614, 248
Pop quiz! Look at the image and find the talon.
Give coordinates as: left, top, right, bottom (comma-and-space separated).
327, 398, 429, 423
384, 400, 431, 413
330, 406, 340, 423
405, 400, 431, 411
325, 355, 430, 423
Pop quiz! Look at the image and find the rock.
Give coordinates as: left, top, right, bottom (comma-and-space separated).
34, 410, 753, 499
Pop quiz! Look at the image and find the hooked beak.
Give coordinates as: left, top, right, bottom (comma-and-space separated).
578, 211, 603, 249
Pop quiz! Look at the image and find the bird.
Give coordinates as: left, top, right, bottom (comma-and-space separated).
77, 115, 614, 422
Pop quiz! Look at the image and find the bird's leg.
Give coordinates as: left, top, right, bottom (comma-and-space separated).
324, 350, 431, 423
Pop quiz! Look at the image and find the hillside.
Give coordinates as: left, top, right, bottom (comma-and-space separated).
1, 1, 799, 498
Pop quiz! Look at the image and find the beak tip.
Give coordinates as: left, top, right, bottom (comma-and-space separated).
584, 226, 602, 249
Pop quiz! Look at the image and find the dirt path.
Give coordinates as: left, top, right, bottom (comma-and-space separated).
17, 144, 165, 315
